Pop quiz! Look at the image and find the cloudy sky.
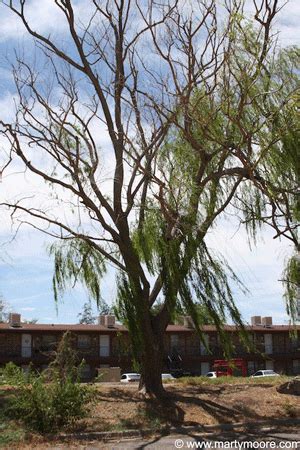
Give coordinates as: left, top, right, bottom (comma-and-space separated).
0, 0, 299, 324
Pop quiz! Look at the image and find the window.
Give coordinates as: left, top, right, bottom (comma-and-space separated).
170, 334, 179, 352
200, 334, 209, 355
35, 335, 57, 352
264, 334, 273, 354
255, 334, 265, 347
78, 335, 91, 349
100, 335, 110, 357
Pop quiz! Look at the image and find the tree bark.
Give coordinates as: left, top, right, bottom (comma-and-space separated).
138, 326, 166, 398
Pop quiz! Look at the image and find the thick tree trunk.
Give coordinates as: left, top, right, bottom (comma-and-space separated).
137, 322, 168, 399
138, 348, 165, 397
118, 237, 170, 399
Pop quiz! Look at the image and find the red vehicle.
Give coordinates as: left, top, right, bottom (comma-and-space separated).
213, 358, 247, 377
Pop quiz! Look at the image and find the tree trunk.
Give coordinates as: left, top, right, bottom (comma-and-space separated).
119, 243, 169, 399
138, 350, 165, 398
138, 322, 168, 399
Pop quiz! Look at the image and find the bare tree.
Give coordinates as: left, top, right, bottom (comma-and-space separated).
0, 296, 10, 323
0, 0, 299, 397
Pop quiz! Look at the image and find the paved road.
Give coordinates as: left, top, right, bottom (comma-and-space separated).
46, 428, 300, 449
99, 429, 300, 450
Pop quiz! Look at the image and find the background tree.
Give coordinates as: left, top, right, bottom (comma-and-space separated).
0, 296, 9, 323
98, 299, 114, 316
77, 301, 96, 324
78, 299, 114, 324
0, 0, 299, 397
23, 318, 39, 324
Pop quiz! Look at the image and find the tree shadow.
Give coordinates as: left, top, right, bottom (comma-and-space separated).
90, 384, 265, 429
94, 386, 143, 403
170, 392, 241, 424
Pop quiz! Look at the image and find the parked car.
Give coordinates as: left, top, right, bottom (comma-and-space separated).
120, 373, 141, 383
251, 370, 280, 378
205, 371, 217, 378
161, 373, 175, 381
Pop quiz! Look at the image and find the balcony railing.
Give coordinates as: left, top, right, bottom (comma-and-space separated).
0, 345, 106, 360
1, 342, 300, 361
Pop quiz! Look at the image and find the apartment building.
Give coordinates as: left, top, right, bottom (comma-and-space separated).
0, 313, 299, 379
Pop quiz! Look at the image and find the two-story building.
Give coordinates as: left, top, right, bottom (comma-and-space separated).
0, 313, 299, 379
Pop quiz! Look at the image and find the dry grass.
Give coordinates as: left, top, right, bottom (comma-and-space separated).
176, 375, 291, 386
1, 377, 299, 448
76, 377, 300, 432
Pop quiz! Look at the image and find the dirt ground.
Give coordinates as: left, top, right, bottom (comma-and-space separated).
1, 378, 300, 448
77, 380, 300, 432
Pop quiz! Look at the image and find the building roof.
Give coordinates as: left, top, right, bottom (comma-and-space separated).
0, 323, 127, 332
0, 322, 299, 333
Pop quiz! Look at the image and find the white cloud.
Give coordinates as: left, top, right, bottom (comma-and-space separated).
0, 0, 67, 42
275, 0, 300, 45
0, 0, 298, 325
205, 220, 294, 324
0, 1, 98, 44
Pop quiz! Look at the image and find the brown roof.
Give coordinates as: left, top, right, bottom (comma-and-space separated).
0, 323, 126, 332
0, 322, 299, 333
167, 324, 300, 332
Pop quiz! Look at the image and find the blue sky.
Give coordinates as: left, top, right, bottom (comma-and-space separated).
0, 0, 299, 324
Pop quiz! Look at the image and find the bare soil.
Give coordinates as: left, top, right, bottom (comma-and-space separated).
1, 378, 300, 448
78, 379, 300, 432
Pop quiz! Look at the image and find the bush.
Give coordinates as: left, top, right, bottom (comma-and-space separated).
0, 361, 29, 386
3, 333, 95, 433
7, 368, 93, 433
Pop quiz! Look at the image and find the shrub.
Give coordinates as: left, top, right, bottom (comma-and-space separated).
7, 370, 93, 433
3, 331, 94, 434
49, 331, 79, 382
0, 362, 29, 386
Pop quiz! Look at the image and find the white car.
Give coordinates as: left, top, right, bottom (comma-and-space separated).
161, 373, 175, 381
205, 371, 217, 378
120, 373, 141, 383
251, 370, 280, 378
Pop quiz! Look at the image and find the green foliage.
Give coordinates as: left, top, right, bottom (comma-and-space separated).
36, 10, 298, 391
49, 239, 106, 304
0, 361, 29, 386
7, 369, 92, 433
78, 301, 96, 324
0, 426, 26, 448
3, 352, 93, 433
78, 299, 113, 324
115, 274, 144, 363
131, 206, 250, 356
49, 331, 79, 382
283, 254, 300, 322
98, 299, 114, 315
2, 335, 93, 433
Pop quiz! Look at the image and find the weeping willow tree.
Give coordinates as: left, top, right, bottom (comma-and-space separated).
0, 0, 299, 397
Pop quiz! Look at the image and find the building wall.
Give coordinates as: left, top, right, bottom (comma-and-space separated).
1, 327, 300, 378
